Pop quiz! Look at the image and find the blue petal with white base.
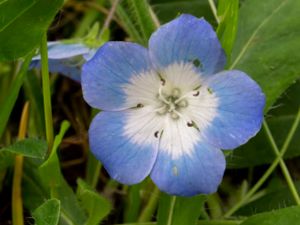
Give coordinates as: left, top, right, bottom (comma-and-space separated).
149, 14, 226, 76
82, 42, 152, 111
82, 15, 265, 197
89, 111, 158, 184
203, 70, 265, 149
151, 140, 225, 196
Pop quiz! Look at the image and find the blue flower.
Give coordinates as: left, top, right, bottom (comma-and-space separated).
82, 14, 265, 196
30, 41, 96, 82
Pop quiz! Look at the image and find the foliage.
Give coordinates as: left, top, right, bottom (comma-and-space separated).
0, 0, 300, 224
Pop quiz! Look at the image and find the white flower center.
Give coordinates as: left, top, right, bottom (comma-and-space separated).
122, 63, 219, 159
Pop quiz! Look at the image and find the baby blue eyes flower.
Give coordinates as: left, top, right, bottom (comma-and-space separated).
30, 41, 96, 82
82, 14, 265, 196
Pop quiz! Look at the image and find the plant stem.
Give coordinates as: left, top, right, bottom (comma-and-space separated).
12, 102, 30, 225
91, 161, 102, 189
208, 0, 220, 24
98, 0, 120, 38
224, 110, 300, 217
166, 196, 176, 225
138, 186, 160, 222
263, 109, 300, 205
40, 33, 54, 151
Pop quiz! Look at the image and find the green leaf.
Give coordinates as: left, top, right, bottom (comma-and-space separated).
115, 2, 144, 44
151, 0, 214, 24
0, 150, 14, 170
24, 72, 45, 136
32, 199, 61, 225
217, 0, 239, 63
157, 193, 207, 225
39, 121, 87, 225
171, 195, 207, 225
240, 206, 300, 225
1, 138, 47, 159
0, 0, 63, 61
124, 184, 142, 222
0, 52, 34, 138
39, 121, 70, 186
236, 181, 300, 216
77, 179, 112, 225
23, 163, 49, 211
230, 0, 300, 111
126, 0, 157, 41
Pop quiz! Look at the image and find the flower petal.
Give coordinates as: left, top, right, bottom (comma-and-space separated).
30, 42, 92, 82
151, 138, 225, 196
202, 70, 265, 149
30, 58, 83, 82
82, 42, 152, 111
89, 111, 158, 184
149, 14, 226, 76
32, 42, 90, 60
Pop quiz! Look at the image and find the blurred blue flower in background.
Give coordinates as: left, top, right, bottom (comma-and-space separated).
82, 14, 265, 196
30, 23, 107, 82
30, 41, 95, 82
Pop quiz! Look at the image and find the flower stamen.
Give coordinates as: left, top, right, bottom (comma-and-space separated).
174, 88, 201, 104
158, 85, 170, 105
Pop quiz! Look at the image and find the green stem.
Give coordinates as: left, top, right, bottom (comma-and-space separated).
91, 161, 102, 189
208, 0, 220, 24
98, 0, 120, 39
40, 33, 54, 151
224, 157, 278, 217
166, 196, 176, 225
224, 110, 300, 217
207, 193, 223, 219
138, 186, 160, 222
263, 109, 300, 205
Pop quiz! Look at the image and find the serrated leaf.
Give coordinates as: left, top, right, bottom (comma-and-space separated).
0, 0, 63, 61
33, 199, 60, 225
231, 0, 300, 111
77, 179, 112, 225
0, 138, 47, 159
240, 206, 300, 225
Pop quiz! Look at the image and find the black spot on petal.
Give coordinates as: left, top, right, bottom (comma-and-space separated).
193, 59, 202, 68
